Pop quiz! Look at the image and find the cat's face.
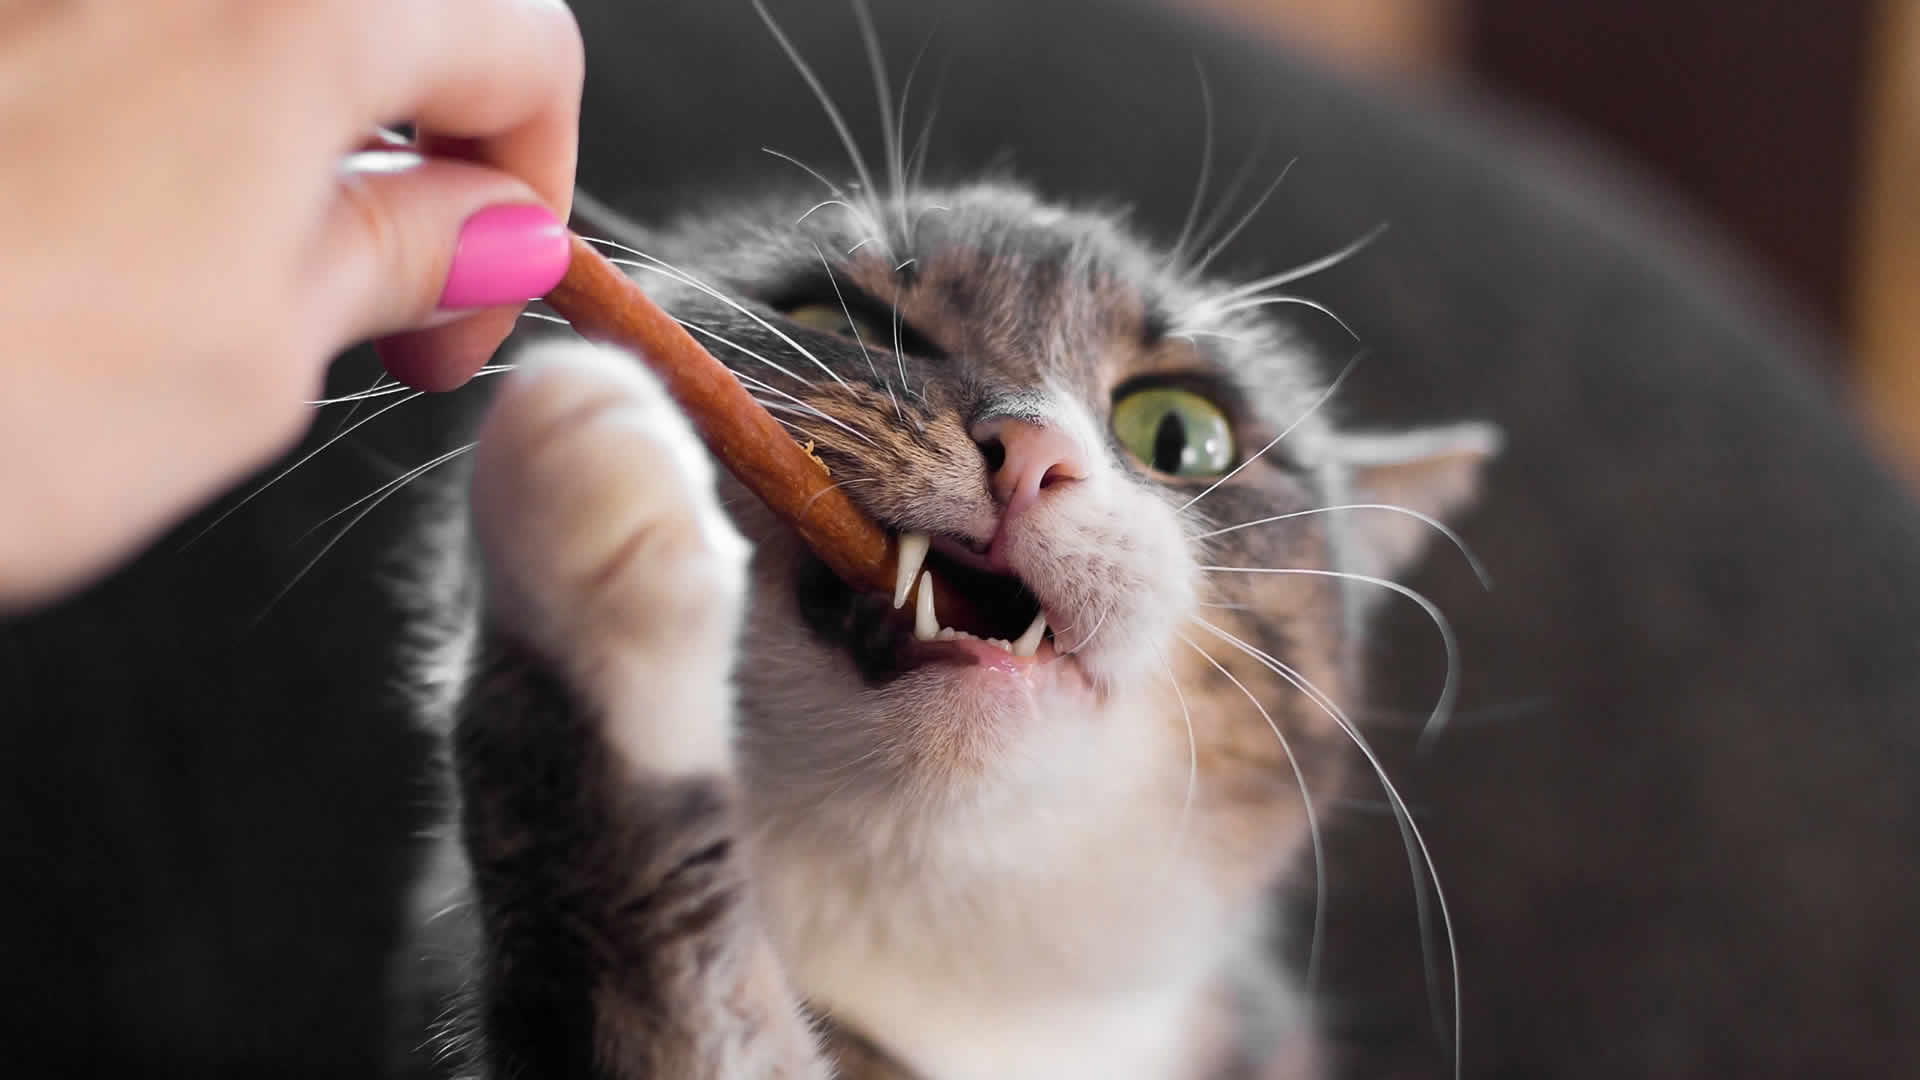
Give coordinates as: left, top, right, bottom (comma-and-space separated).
612, 181, 1483, 953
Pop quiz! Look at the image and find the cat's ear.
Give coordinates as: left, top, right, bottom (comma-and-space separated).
1322, 422, 1501, 582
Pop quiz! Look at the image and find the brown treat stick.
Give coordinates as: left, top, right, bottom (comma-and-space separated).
542, 233, 905, 599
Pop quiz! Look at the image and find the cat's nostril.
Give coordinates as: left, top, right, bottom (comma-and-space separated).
976, 435, 1007, 474
969, 416, 1091, 519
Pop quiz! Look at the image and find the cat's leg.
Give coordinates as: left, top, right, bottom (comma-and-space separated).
451, 341, 826, 1079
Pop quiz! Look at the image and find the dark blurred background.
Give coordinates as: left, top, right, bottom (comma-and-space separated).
1184, 0, 1920, 482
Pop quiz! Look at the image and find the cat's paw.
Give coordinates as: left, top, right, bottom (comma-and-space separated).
471, 340, 750, 776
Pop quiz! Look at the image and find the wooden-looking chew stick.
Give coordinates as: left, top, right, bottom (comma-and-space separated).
543, 233, 898, 597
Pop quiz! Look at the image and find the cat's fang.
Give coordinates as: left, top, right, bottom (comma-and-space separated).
1012, 611, 1048, 657
914, 570, 939, 641
893, 531, 931, 609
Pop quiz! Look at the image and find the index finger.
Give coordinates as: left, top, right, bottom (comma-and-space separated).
360, 0, 586, 389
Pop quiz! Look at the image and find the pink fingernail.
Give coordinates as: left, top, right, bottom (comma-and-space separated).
438, 204, 570, 310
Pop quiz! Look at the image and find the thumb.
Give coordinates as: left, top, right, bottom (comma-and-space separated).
313, 151, 571, 388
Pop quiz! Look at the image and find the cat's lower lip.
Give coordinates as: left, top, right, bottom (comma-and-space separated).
908, 630, 1055, 668
903, 633, 1087, 688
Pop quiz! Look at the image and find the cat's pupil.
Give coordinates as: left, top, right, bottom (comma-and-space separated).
1151, 412, 1188, 473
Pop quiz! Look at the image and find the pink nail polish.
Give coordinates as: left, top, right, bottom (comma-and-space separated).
438, 204, 570, 310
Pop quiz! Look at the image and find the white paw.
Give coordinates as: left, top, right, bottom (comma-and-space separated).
472, 340, 750, 777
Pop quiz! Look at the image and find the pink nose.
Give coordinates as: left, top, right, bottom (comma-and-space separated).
971, 416, 1090, 522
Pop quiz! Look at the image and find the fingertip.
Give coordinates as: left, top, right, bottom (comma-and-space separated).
375, 309, 520, 391
438, 203, 570, 311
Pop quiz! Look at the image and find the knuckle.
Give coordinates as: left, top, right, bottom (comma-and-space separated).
332, 172, 427, 319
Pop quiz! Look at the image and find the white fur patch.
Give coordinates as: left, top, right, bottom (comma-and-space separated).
470, 340, 750, 779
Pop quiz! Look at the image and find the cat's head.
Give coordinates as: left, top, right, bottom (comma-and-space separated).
599, 178, 1493, 954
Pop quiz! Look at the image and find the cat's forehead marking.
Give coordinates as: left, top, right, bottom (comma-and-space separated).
821, 245, 1143, 398
678, 182, 1335, 447
972, 389, 1053, 428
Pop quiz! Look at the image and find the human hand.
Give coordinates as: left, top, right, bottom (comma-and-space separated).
0, 0, 584, 610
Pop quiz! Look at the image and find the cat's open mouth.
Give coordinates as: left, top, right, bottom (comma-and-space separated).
796, 531, 1058, 683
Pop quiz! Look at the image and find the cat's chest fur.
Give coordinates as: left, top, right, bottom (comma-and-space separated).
741, 697, 1288, 1079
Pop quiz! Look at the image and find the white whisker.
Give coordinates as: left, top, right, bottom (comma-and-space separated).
1178, 351, 1360, 513
673, 319, 819, 390
1188, 128, 1275, 257
750, 403, 821, 445
184, 389, 423, 548
752, 397, 836, 429
292, 441, 474, 545
678, 321, 877, 446
307, 381, 410, 407
1207, 294, 1359, 342
752, 0, 890, 257
799, 475, 882, 517
797, 198, 869, 227
907, 85, 945, 193
1058, 605, 1111, 656
761, 147, 851, 199
813, 242, 900, 419
311, 363, 519, 408
894, 23, 943, 233
890, 295, 914, 404
1176, 630, 1325, 989
1168, 329, 1254, 346
255, 442, 478, 622
910, 204, 952, 248
317, 370, 392, 440
1198, 565, 1459, 747
1190, 157, 1296, 279
848, 0, 907, 241
1190, 615, 1459, 1077
723, 359, 823, 406
573, 233, 650, 261
1192, 504, 1491, 588
1214, 223, 1388, 305
1170, 59, 1215, 269
596, 253, 858, 395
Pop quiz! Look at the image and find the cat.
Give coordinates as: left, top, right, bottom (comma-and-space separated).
402, 175, 1497, 1080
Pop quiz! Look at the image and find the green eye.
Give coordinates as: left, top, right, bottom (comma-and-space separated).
784, 303, 880, 343
1111, 386, 1236, 477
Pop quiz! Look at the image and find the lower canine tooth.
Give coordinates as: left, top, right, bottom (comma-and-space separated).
1012, 611, 1047, 657
913, 571, 938, 641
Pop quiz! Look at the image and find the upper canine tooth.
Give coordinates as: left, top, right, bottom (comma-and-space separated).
1012, 610, 1047, 657
914, 571, 939, 641
893, 531, 931, 609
